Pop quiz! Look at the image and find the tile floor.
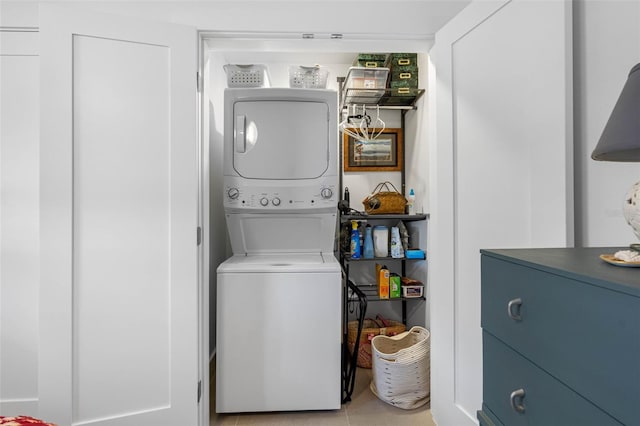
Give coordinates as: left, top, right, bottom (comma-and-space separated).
210, 366, 434, 426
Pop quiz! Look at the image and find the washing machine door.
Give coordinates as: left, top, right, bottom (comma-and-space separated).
232, 97, 330, 180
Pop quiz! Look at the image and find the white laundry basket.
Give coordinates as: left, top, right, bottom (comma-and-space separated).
370, 326, 430, 410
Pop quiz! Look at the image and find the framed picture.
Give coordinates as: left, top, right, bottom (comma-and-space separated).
343, 128, 403, 172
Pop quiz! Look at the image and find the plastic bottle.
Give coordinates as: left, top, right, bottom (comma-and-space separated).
390, 226, 405, 258
340, 187, 350, 213
378, 265, 390, 299
350, 221, 361, 259
407, 188, 416, 215
363, 225, 374, 259
373, 225, 389, 257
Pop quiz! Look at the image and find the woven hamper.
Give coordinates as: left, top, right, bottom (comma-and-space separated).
370, 326, 431, 409
347, 318, 405, 368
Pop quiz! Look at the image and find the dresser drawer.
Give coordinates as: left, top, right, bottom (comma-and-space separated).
481, 255, 640, 425
483, 332, 622, 426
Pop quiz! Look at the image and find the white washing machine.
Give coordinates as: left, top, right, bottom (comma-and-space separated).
216, 88, 341, 413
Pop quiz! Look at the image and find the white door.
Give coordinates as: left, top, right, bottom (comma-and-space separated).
429, 0, 573, 424
38, 5, 202, 426
0, 29, 40, 416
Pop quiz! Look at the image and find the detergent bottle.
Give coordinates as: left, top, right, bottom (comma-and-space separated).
363, 225, 374, 259
350, 221, 361, 259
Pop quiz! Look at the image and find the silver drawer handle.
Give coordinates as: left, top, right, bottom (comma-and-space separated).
507, 297, 523, 321
510, 388, 526, 413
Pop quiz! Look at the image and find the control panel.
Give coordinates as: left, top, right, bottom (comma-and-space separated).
223, 180, 337, 212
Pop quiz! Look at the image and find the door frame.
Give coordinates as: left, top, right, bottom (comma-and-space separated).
198, 30, 433, 416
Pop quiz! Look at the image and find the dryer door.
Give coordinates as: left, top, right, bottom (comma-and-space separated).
232, 99, 330, 179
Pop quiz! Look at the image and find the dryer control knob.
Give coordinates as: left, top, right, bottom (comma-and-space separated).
227, 187, 240, 200
321, 187, 333, 199
272, 197, 281, 206
260, 197, 269, 206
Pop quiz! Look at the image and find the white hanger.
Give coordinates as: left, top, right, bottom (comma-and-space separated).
339, 104, 386, 141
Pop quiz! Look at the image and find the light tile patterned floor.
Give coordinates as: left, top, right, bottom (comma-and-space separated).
210, 367, 434, 426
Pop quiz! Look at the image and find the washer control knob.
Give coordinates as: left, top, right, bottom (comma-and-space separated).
272, 197, 281, 206
260, 197, 269, 206
227, 187, 240, 200
321, 187, 333, 199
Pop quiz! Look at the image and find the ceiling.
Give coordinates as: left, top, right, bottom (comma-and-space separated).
1, 0, 472, 45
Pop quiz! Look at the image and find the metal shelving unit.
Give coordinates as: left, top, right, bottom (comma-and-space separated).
340, 213, 428, 325
338, 213, 427, 403
342, 87, 425, 109
337, 72, 427, 403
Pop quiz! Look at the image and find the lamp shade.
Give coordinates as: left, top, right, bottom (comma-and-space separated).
591, 63, 640, 161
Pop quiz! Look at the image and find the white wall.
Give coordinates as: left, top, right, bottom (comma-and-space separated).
574, 0, 640, 247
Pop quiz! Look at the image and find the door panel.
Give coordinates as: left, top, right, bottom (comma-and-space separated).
429, 0, 573, 424
72, 35, 172, 423
0, 32, 39, 416
39, 5, 201, 426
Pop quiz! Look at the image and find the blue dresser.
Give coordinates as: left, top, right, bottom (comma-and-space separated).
479, 248, 640, 426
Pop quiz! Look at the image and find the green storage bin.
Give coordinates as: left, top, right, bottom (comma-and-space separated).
392, 64, 418, 74
391, 67, 418, 81
353, 53, 389, 68
389, 53, 418, 68
379, 88, 422, 106
390, 77, 418, 89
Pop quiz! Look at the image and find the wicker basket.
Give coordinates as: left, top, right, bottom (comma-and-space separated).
370, 326, 431, 409
347, 318, 405, 368
362, 182, 408, 215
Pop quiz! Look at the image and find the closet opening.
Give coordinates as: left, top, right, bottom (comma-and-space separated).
199, 31, 432, 419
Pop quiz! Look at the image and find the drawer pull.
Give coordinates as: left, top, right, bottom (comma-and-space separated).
510, 388, 526, 413
507, 297, 523, 321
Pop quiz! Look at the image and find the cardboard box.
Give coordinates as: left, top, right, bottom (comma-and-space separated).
378, 267, 390, 299
402, 284, 424, 298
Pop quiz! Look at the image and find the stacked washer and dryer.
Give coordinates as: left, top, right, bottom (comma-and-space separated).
216, 88, 342, 413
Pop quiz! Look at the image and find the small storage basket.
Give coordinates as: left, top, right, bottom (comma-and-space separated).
370, 326, 431, 409
223, 64, 270, 88
347, 318, 405, 369
362, 181, 408, 215
289, 65, 329, 89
